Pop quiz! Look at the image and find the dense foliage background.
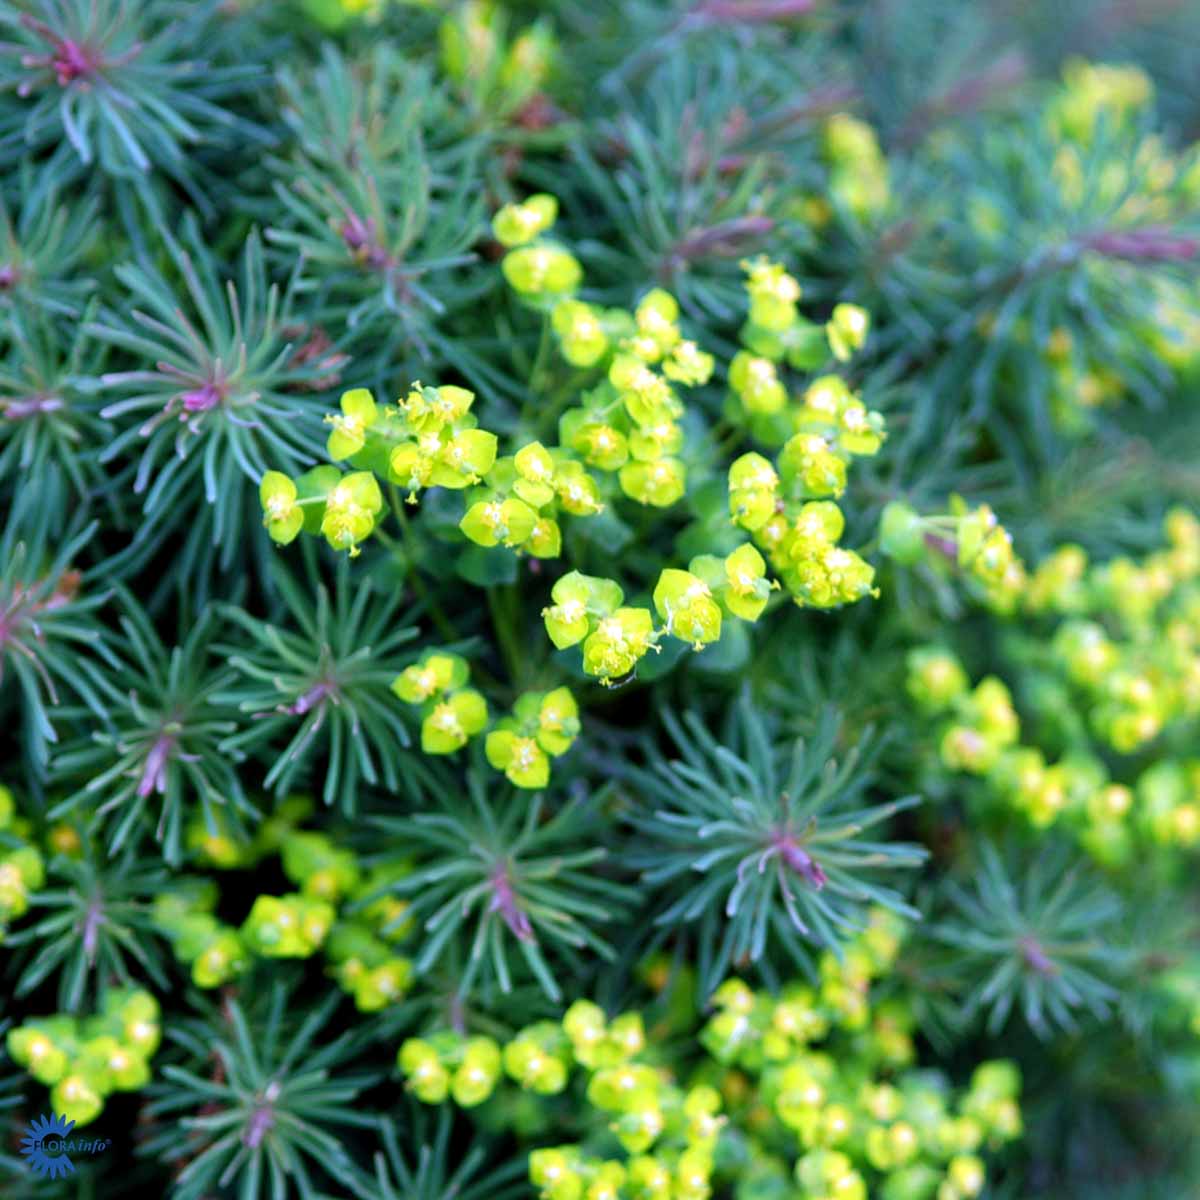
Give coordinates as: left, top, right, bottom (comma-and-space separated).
2, 1, 1200, 1197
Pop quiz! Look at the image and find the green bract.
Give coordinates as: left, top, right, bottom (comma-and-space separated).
422, 689, 488, 754
484, 687, 581, 788
493, 193, 558, 248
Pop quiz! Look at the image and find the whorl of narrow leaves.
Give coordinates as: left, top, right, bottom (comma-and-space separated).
374, 770, 633, 1002
560, 53, 786, 319
0, 305, 108, 542
50, 599, 251, 864
348, 1107, 526, 1200
87, 221, 330, 574
142, 982, 379, 1200
267, 44, 488, 389
0, 524, 116, 777
932, 839, 1125, 1037
0, 0, 267, 199
4, 847, 170, 1012
839, 90, 1200, 466
214, 564, 424, 811
0, 162, 100, 318
622, 697, 926, 994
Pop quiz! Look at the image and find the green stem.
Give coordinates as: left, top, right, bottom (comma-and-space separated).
714, 420, 746, 459
385, 486, 459, 643
487, 585, 525, 688
526, 313, 554, 419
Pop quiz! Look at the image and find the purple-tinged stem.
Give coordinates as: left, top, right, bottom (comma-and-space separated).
137, 733, 176, 798
924, 531, 959, 561
340, 213, 393, 271
1080, 227, 1199, 264
244, 1082, 281, 1149
773, 833, 827, 890
489, 864, 534, 942
1019, 935, 1057, 975
283, 680, 335, 716
693, 0, 819, 22
180, 379, 227, 414
82, 898, 104, 964
3, 394, 65, 419
665, 217, 775, 270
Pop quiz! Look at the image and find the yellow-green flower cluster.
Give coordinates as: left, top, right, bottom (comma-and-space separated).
401, 1003, 645, 1111
154, 883, 250, 988
184, 795, 312, 871
1048, 58, 1154, 146
260, 380, 507, 557
542, 571, 658, 685
1026, 510, 1200, 753
822, 113, 890, 219
880, 498, 1026, 613
399, 1031, 504, 1107
0, 785, 45, 943
259, 214, 889, 765
501, 1018, 571, 1094
401, 1002, 724, 1199
192, 829, 342, 967
175, 806, 415, 1011
651, 568, 724, 650
611, 294, 713, 506
392, 650, 583, 785
260, 463, 383, 558
541, 554, 778, 682
698, 917, 1020, 1200
398, 910, 1022, 1200
261, 216, 886, 699
907, 645, 1200, 866
729, 259, 875, 447
461, 440, 602, 556
441, 1, 557, 124
325, 880, 414, 1013
1134, 761, 1200, 853
656, 543, 779, 645
486, 686, 580, 789
269, 350, 705, 562
387, 382, 496, 499
1053, 619, 1171, 752
242, 892, 334, 957
6, 990, 161, 1126
392, 650, 489, 754
716, 258, 885, 613
262, 388, 396, 554
699, 909, 909, 1066
731, 454, 877, 611
550, 287, 714, 510
907, 654, 1021, 777
502, 210, 720, 512
494, 193, 582, 300
527, 1094, 719, 1200
954, 502, 1025, 611
280, 828, 361, 902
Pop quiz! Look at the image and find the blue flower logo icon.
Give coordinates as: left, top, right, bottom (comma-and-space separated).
20, 1112, 77, 1179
